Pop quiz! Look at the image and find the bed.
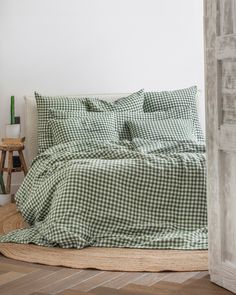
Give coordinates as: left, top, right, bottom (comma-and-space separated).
0, 89, 207, 270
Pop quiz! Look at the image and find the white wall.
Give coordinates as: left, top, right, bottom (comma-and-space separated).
0, 0, 204, 188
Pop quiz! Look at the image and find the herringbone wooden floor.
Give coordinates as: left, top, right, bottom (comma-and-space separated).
0, 254, 234, 295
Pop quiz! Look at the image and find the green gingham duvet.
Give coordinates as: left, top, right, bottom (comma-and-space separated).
0, 139, 207, 249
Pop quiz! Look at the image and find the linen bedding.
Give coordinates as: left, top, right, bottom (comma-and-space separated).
144, 86, 204, 142
126, 118, 197, 141
49, 114, 119, 144
35, 89, 144, 153
0, 139, 207, 250
49, 106, 195, 141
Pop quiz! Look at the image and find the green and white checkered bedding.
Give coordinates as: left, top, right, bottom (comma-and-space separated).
86, 89, 144, 112
144, 86, 204, 142
50, 114, 119, 145
50, 106, 194, 141
35, 90, 144, 154
35, 92, 87, 153
127, 118, 196, 142
0, 139, 207, 249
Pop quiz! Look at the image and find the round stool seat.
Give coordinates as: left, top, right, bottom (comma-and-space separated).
0, 143, 24, 152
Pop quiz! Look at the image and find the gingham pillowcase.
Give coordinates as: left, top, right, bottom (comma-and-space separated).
127, 118, 196, 142
144, 86, 204, 141
49, 113, 119, 145
35, 92, 88, 153
115, 110, 193, 140
50, 106, 193, 141
86, 89, 144, 112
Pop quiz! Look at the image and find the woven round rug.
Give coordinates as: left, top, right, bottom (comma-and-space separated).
0, 204, 208, 271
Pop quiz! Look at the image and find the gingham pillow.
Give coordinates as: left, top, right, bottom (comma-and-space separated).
144, 86, 204, 141
86, 89, 144, 112
50, 106, 192, 141
127, 118, 196, 142
49, 113, 118, 145
35, 92, 88, 153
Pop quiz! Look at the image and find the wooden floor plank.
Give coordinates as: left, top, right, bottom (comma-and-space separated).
183, 270, 209, 283
131, 272, 171, 286
0, 254, 64, 271
103, 272, 147, 289
56, 289, 93, 295
163, 271, 200, 283
71, 271, 124, 291
39, 270, 100, 294
175, 276, 234, 294
0, 261, 38, 273
177, 284, 233, 295
123, 283, 171, 295
0, 269, 53, 295
0, 271, 26, 286
9, 269, 80, 295
145, 281, 185, 295
92, 285, 156, 295
91, 286, 134, 295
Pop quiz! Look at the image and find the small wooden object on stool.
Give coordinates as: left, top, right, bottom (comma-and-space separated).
0, 138, 28, 194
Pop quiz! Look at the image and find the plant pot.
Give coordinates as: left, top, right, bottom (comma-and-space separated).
5, 124, 21, 138
0, 194, 11, 206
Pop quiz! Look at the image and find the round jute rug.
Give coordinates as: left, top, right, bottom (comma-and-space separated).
0, 204, 208, 271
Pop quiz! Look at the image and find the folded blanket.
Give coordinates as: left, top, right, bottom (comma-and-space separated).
0, 139, 207, 249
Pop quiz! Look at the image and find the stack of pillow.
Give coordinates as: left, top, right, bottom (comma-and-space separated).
35, 86, 204, 154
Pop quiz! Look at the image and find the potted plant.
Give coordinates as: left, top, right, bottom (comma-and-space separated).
0, 174, 11, 206
5, 96, 21, 138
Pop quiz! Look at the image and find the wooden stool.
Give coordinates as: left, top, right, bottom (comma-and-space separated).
0, 138, 28, 194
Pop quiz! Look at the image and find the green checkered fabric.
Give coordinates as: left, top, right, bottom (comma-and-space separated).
35, 92, 88, 153
50, 115, 119, 145
127, 118, 196, 141
144, 86, 204, 141
86, 89, 144, 112
0, 139, 207, 250
132, 138, 204, 154
50, 107, 193, 141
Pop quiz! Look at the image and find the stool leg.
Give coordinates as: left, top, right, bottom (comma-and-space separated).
0, 151, 6, 193
0, 150, 6, 176
6, 151, 13, 194
18, 150, 28, 176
